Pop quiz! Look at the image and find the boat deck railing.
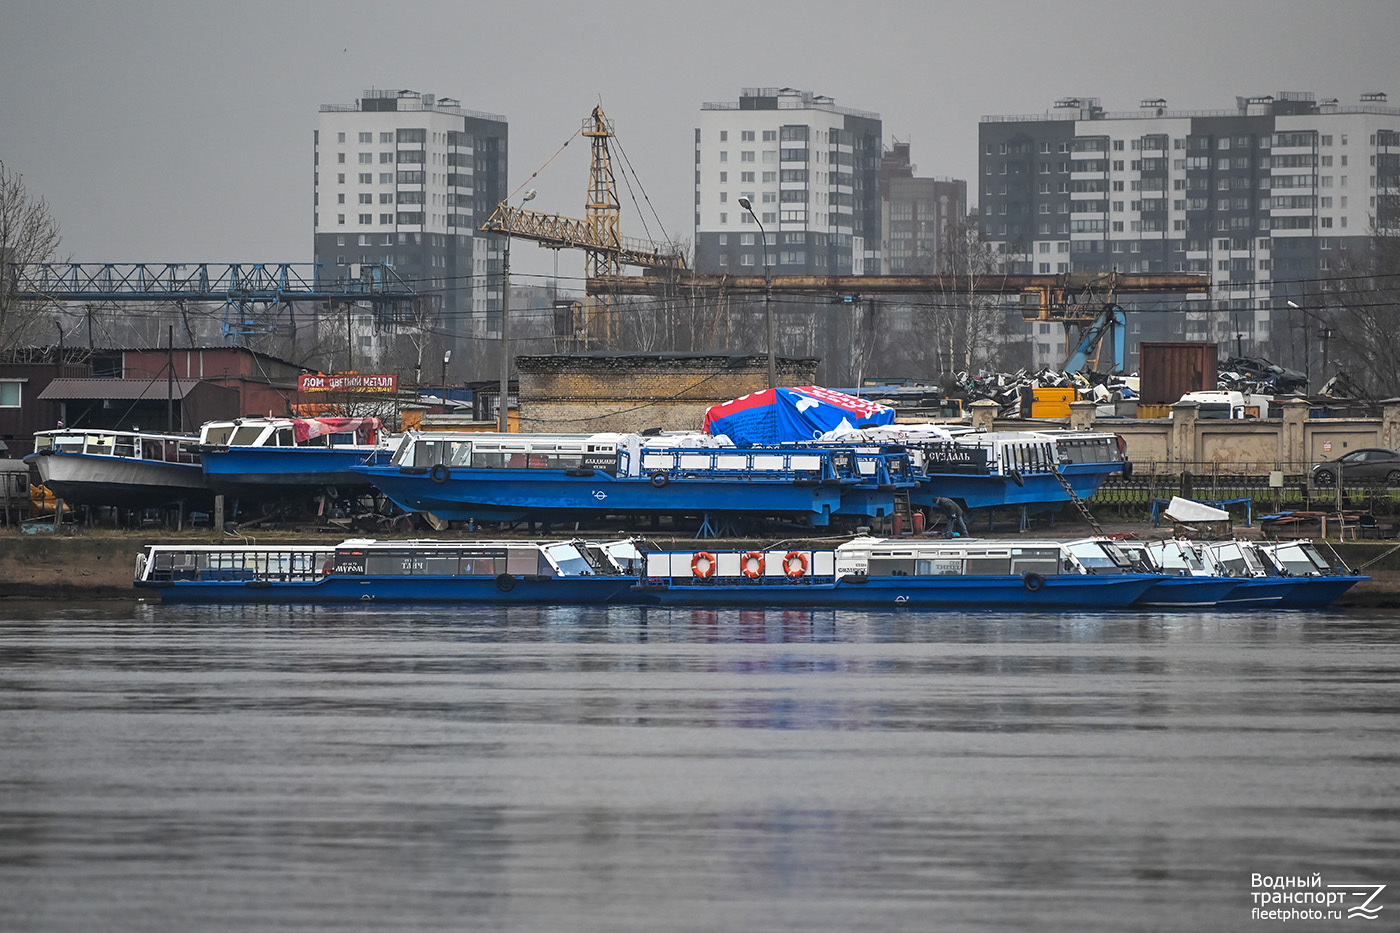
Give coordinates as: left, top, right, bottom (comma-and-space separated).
141, 546, 336, 584
33, 430, 202, 464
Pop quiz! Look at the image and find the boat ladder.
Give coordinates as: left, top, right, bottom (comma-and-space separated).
1049, 466, 1103, 535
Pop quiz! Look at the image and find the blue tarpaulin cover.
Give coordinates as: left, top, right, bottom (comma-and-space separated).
702, 386, 895, 446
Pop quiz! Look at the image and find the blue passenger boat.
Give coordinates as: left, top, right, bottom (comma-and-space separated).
134, 537, 646, 605
357, 432, 856, 526
909, 429, 1128, 511
1251, 539, 1367, 608
195, 416, 393, 496
1116, 539, 1243, 608
638, 537, 1164, 610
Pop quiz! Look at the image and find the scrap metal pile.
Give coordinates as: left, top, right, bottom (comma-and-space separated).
951, 369, 1138, 418
1218, 356, 1308, 396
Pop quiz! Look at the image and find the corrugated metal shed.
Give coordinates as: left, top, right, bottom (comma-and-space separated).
38, 378, 202, 400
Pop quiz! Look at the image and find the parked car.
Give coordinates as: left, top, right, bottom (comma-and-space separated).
1311, 448, 1400, 487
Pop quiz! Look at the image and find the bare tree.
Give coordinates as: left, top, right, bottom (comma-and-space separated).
1323, 187, 1400, 397
932, 214, 1015, 377
0, 161, 63, 347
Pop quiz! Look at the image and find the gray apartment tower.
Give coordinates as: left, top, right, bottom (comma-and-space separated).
978, 92, 1400, 370
694, 88, 883, 276
314, 89, 509, 368
880, 141, 968, 275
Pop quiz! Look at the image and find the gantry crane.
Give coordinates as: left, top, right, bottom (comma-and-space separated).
478, 106, 686, 345
592, 269, 1210, 372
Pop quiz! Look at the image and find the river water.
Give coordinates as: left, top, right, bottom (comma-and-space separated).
0, 600, 1396, 932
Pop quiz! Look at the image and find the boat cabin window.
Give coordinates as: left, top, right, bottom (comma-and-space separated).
1268, 543, 1329, 576
1209, 543, 1260, 576
360, 547, 513, 577
1067, 541, 1131, 572
545, 543, 601, 575
231, 425, 267, 446
1147, 543, 1205, 574
202, 424, 236, 446
1009, 547, 1061, 575
275, 428, 295, 447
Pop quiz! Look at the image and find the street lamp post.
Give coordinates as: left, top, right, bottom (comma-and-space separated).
1287, 300, 1333, 394
499, 189, 537, 432
738, 196, 776, 389
441, 350, 451, 410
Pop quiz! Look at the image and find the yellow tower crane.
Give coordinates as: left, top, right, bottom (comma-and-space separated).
478, 106, 686, 346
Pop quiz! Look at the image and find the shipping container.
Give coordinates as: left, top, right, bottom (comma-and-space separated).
1139, 342, 1218, 405
1021, 386, 1077, 419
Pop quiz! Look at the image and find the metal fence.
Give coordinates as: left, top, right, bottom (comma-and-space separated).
1088, 461, 1400, 515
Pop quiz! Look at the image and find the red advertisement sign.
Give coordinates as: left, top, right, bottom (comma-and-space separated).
298, 373, 398, 393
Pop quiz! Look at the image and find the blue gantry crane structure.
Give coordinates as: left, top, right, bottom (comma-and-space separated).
6, 262, 419, 342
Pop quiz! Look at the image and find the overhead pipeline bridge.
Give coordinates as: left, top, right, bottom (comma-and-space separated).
6, 262, 419, 341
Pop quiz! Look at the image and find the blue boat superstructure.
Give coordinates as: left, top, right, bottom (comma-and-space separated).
639, 536, 1165, 610
196, 416, 394, 496
134, 536, 647, 605
26, 428, 211, 509
908, 429, 1127, 511
358, 431, 858, 526
1117, 539, 1243, 608
1239, 538, 1366, 608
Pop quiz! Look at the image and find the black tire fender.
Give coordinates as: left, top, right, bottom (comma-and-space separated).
495, 573, 516, 592
649, 471, 669, 488
1008, 469, 1025, 487
1121, 461, 1134, 479
429, 463, 451, 484
1022, 571, 1045, 592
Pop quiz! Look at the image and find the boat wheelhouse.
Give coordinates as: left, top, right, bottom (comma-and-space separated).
134, 537, 647, 605
26, 428, 211, 510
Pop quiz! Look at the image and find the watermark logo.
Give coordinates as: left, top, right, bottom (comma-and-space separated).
1251, 873, 1385, 922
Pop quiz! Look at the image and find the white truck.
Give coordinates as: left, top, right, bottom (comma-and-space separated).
1174, 390, 1272, 420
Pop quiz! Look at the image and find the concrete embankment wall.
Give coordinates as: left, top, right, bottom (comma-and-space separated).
0, 536, 147, 598
2, 533, 1400, 607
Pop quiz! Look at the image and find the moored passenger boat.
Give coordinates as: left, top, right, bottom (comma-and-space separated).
1251, 539, 1367, 608
639, 536, 1164, 610
1115, 539, 1244, 608
134, 537, 646, 604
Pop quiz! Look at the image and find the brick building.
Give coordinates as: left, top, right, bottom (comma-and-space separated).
515, 353, 818, 434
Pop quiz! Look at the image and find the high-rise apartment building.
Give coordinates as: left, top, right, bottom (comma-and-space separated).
314, 89, 509, 365
694, 88, 883, 276
978, 92, 1400, 370
880, 141, 968, 274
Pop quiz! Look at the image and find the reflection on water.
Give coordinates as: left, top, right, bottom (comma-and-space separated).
0, 600, 1397, 932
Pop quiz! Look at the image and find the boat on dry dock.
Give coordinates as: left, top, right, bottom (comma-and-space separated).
25, 428, 211, 510
195, 416, 393, 497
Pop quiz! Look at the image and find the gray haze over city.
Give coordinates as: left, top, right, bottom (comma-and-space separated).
3, 0, 1396, 284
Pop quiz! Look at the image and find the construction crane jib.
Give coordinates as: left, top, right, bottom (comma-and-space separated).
478, 106, 685, 345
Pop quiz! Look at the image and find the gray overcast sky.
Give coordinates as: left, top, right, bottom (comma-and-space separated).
3, 0, 1396, 284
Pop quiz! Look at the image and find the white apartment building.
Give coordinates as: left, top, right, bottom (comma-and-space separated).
694, 88, 883, 277
979, 92, 1400, 371
314, 89, 509, 366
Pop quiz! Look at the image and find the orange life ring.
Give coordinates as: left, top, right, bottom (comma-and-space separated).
741, 550, 765, 579
691, 551, 716, 579
783, 550, 808, 579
